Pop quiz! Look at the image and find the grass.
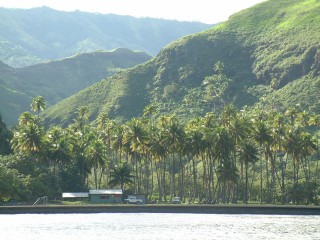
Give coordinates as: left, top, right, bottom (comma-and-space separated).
48, 199, 320, 207
49, 200, 91, 205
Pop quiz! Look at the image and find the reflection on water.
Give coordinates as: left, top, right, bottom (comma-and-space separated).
0, 213, 319, 240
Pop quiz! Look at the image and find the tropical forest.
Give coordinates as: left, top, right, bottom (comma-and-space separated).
1, 0, 320, 206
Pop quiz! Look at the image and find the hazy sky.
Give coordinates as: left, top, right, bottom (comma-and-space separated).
0, 0, 267, 24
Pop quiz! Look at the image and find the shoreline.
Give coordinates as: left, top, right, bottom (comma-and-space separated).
1, 204, 320, 215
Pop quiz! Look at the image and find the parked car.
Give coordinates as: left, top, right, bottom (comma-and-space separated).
172, 197, 181, 204
123, 196, 143, 204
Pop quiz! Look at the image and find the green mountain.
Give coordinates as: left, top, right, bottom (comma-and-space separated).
0, 114, 12, 155
42, 0, 320, 126
0, 7, 213, 67
0, 48, 151, 126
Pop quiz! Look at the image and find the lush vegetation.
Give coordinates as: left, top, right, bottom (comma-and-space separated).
0, 7, 212, 67
0, 49, 151, 127
1, 0, 320, 206
1, 97, 319, 205
42, 0, 320, 128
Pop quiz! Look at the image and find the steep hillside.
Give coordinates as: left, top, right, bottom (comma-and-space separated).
0, 48, 151, 126
0, 7, 212, 67
42, 0, 320, 126
0, 114, 12, 155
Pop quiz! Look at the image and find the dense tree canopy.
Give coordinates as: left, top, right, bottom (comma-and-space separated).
1, 97, 319, 205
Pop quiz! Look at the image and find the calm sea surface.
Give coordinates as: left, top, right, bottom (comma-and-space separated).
0, 213, 319, 240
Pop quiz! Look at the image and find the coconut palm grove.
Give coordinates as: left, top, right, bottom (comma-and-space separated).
1, 96, 319, 205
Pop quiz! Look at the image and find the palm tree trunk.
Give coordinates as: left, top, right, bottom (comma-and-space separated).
265, 148, 271, 203
315, 156, 319, 205
222, 182, 226, 204
192, 156, 197, 203
138, 156, 142, 194
208, 155, 213, 203
150, 154, 154, 201
155, 159, 162, 201
302, 157, 310, 182
178, 153, 184, 200
94, 158, 98, 189
134, 152, 138, 194
98, 167, 104, 189
170, 152, 175, 202
250, 163, 256, 202
163, 157, 167, 201
202, 154, 207, 203
260, 150, 263, 204
241, 160, 244, 203
281, 155, 287, 205
244, 161, 248, 204
272, 156, 277, 204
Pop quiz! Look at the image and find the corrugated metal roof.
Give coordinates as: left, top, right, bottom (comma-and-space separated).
62, 192, 89, 198
89, 189, 123, 195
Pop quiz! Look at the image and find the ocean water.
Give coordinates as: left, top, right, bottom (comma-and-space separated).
0, 213, 319, 240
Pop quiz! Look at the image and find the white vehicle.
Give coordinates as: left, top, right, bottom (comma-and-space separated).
123, 196, 143, 204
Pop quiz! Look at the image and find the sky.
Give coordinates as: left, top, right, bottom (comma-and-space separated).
0, 0, 266, 24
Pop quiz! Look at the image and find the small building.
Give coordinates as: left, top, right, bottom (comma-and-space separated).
62, 192, 89, 198
89, 189, 123, 203
62, 192, 89, 201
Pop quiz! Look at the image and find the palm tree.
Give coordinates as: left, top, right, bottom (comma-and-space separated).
213, 127, 234, 166
299, 132, 317, 182
124, 118, 148, 153
112, 123, 125, 162
96, 112, 112, 145
149, 128, 168, 201
109, 162, 134, 193
74, 106, 89, 132
238, 141, 259, 204
86, 138, 107, 189
252, 120, 273, 204
185, 121, 205, 203
270, 113, 286, 203
96, 112, 109, 130
46, 126, 70, 176
31, 96, 46, 118
284, 128, 316, 203
220, 104, 237, 128
308, 114, 320, 203
202, 112, 217, 128
212, 126, 235, 202
228, 113, 251, 202
11, 122, 43, 158
123, 118, 148, 194
18, 112, 36, 126
216, 160, 239, 203
202, 112, 218, 202
284, 126, 301, 203
161, 115, 185, 202
143, 104, 157, 125
67, 111, 92, 188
